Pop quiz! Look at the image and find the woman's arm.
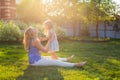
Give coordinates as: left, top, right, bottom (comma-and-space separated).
33, 38, 50, 53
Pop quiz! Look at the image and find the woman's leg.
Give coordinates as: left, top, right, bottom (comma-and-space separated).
58, 57, 67, 61
42, 55, 74, 62
58, 55, 74, 62
32, 56, 75, 67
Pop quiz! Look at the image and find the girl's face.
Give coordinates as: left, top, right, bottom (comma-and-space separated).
45, 25, 51, 30
45, 26, 48, 30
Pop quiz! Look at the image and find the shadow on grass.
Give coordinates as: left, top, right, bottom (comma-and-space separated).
17, 66, 64, 80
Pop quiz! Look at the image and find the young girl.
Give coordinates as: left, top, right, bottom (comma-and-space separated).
23, 26, 86, 67
42, 20, 59, 59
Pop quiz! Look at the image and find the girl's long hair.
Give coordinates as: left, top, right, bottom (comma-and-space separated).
23, 27, 34, 51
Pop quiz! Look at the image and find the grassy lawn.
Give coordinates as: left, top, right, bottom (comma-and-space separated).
0, 40, 120, 80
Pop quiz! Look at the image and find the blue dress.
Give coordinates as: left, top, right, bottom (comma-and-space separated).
45, 29, 59, 52
28, 40, 41, 64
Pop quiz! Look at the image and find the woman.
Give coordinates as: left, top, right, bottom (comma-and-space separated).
23, 26, 86, 67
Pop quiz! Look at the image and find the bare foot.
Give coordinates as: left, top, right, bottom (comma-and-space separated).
75, 61, 87, 67
67, 55, 74, 61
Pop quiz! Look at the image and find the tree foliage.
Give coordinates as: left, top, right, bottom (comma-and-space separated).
17, 0, 116, 37
17, 0, 46, 23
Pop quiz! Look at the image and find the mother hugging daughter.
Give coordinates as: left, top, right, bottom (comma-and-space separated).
23, 20, 86, 67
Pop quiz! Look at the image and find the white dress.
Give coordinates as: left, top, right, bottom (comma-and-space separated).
45, 29, 59, 52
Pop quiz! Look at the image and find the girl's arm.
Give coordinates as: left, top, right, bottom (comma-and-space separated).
33, 38, 50, 53
40, 30, 54, 42
39, 37, 49, 41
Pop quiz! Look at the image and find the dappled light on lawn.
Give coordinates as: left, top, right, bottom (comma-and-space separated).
107, 58, 120, 67
0, 40, 120, 80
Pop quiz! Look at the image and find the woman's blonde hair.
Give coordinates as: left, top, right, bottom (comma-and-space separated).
23, 26, 35, 51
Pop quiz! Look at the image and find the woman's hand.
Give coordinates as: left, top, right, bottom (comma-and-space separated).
32, 38, 49, 53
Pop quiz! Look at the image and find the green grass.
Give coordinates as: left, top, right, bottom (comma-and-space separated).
0, 40, 120, 80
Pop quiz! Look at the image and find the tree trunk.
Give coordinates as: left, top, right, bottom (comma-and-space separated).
72, 23, 76, 37
79, 23, 81, 37
114, 31, 116, 38
104, 21, 107, 38
96, 20, 99, 38
114, 19, 118, 39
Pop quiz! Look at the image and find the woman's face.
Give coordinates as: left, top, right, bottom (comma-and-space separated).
31, 28, 38, 37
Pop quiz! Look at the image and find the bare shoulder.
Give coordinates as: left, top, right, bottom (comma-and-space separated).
32, 38, 40, 45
